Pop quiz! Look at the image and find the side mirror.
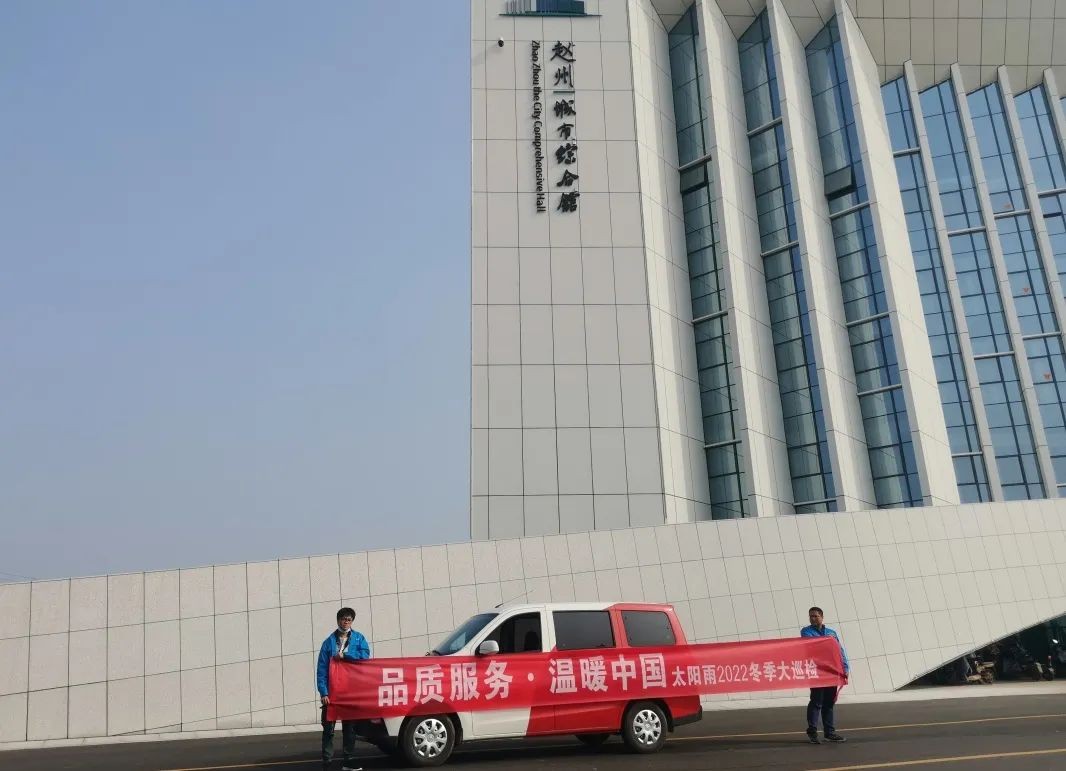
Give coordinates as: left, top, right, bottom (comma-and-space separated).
477, 640, 500, 656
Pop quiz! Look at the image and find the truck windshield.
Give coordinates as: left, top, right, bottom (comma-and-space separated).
432, 612, 498, 655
